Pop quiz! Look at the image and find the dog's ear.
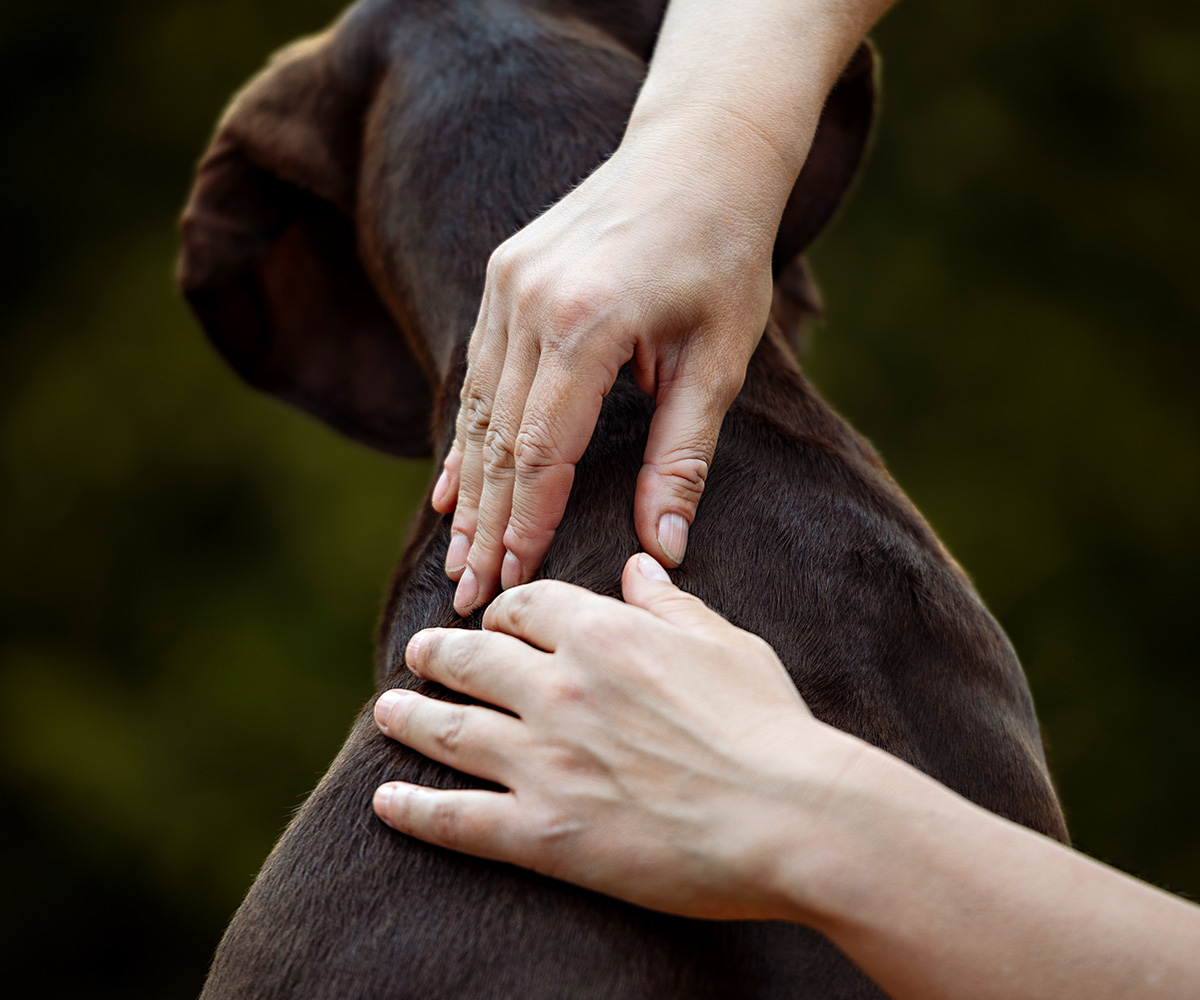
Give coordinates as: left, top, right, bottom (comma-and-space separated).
772, 41, 878, 352
177, 30, 433, 458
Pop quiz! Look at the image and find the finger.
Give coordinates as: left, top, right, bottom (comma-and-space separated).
503, 349, 624, 588
446, 321, 507, 583
431, 443, 461, 514
620, 552, 730, 638
482, 579, 609, 653
374, 688, 525, 786
404, 627, 543, 710
456, 337, 538, 615
433, 281, 497, 518
633, 371, 740, 568
374, 781, 525, 863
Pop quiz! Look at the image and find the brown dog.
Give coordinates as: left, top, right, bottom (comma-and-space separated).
179, 1, 1067, 996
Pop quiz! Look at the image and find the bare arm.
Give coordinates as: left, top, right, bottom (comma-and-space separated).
788, 724, 1200, 1000
374, 555, 1200, 999
632, 0, 888, 156
435, 0, 897, 614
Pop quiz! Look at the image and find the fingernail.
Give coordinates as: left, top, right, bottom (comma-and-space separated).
405, 631, 425, 665
455, 566, 478, 612
501, 551, 522, 590
636, 552, 671, 582
432, 469, 450, 507
657, 513, 689, 567
374, 783, 396, 820
445, 532, 469, 574
375, 689, 405, 732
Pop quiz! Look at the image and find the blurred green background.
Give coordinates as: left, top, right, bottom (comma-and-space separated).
1, 0, 1196, 995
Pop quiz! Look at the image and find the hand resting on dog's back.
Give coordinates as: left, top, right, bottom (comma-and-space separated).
375, 553, 1200, 1000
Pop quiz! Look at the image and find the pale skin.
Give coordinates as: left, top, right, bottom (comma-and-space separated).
434, 0, 897, 615
373, 554, 1200, 1000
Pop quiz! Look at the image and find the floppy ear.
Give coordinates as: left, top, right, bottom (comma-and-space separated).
177, 31, 433, 458
771, 41, 878, 352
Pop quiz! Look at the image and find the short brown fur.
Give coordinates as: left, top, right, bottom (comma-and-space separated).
179, 1, 1067, 996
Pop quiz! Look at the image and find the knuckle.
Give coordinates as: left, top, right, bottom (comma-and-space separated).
482, 425, 516, 474
441, 634, 479, 686
744, 631, 777, 661
462, 389, 493, 440
429, 798, 463, 848
523, 578, 566, 601
486, 244, 517, 285
545, 742, 585, 775
652, 454, 710, 504
513, 420, 569, 475
453, 397, 472, 440
435, 706, 469, 755
544, 299, 590, 336
543, 282, 617, 334
534, 805, 582, 849
511, 273, 548, 316
496, 583, 534, 625
546, 676, 588, 707
570, 607, 616, 649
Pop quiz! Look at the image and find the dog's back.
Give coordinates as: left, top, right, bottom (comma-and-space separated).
196, 363, 1063, 1000
182, 2, 1065, 996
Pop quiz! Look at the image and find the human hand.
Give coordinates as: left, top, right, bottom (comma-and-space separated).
372, 552, 863, 921
433, 117, 791, 615
371, 556, 1200, 1000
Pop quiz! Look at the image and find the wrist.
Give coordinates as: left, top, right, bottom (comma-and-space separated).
713, 722, 886, 924
614, 108, 799, 251
623, 99, 809, 208
752, 727, 966, 932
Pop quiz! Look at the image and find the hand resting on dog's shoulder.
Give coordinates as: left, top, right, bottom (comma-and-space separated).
375, 553, 1200, 1000
433, 0, 899, 615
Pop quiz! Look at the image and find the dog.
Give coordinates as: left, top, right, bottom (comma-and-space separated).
178, 1, 1068, 996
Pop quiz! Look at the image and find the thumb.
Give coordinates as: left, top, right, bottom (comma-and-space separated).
620, 553, 727, 635
634, 378, 734, 568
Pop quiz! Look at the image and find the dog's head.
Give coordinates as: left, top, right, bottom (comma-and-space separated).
177, 2, 877, 459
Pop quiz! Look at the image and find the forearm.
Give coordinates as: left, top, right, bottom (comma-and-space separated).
784, 731, 1200, 1000
626, 0, 895, 216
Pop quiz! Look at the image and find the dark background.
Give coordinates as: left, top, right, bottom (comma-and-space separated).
2, 1, 1197, 995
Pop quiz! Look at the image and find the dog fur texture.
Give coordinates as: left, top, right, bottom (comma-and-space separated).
178, 2, 1068, 996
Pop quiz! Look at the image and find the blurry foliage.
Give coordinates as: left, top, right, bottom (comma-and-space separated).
0, 0, 1197, 995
